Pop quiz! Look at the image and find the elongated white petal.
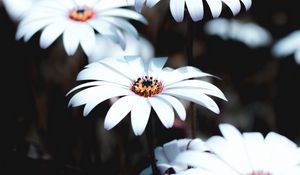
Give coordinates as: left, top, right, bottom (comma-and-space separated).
124, 56, 147, 76
170, 0, 185, 22
39, 20, 66, 49
147, 57, 168, 77
63, 22, 80, 55
79, 24, 96, 57
154, 147, 169, 164
135, 0, 146, 12
103, 17, 139, 39
131, 96, 151, 135
68, 85, 133, 108
163, 88, 220, 114
166, 80, 227, 101
186, 0, 204, 21
157, 94, 186, 121
100, 9, 148, 24
104, 96, 135, 130
66, 81, 119, 96
76, 63, 132, 86
240, 0, 252, 10
222, 0, 241, 15
149, 97, 174, 128
206, 0, 222, 18
146, 0, 160, 7
89, 19, 120, 43
295, 49, 300, 64
94, 0, 129, 11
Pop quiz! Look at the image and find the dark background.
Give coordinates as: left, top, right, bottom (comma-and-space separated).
1, 1, 300, 175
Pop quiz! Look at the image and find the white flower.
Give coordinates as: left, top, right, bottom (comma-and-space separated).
204, 18, 272, 48
16, 0, 147, 57
272, 31, 300, 64
132, 0, 252, 22
67, 56, 227, 135
88, 33, 154, 63
140, 138, 209, 175
2, 0, 39, 21
174, 123, 300, 175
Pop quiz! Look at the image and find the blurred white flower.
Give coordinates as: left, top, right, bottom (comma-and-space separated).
204, 18, 272, 48
174, 123, 300, 175
67, 56, 227, 135
131, 0, 252, 22
88, 33, 154, 63
2, 0, 39, 21
271, 31, 300, 64
140, 138, 209, 175
16, 0, 147, 57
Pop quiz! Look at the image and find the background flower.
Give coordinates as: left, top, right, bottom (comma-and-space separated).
1, 0, 39, 21
132, 0, 252, 22
16, 0, 147, 56
67, 56, 227, 135
174, 123, 300, 175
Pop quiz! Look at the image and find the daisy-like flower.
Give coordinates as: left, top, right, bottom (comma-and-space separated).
140, 138, 209, 175
67, 56, 227, 135
204, 18, 272, 48
88, 33, 154, 63
2, 0, 40, 21
16, 0, 147, 57
174, 123, 300, 175
272, 31, 300, 64
131, 0, 252, 22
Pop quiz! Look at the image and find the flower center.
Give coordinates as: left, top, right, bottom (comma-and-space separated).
131, 76, 163, 97
69, 7, 94, 22
248, 171, 272, 175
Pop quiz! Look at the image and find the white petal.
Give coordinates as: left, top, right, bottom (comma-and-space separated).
188, 138, 208, 151
240, 0, 252, 10
68, 85, 133, 110
135, 0, 146, 12
282, 166, 300, 175
176, 168, 213, 175
186, 0, 204, 21
160, 66, 213, 86
66, 81, 118, 96
157, 94, 186, 121
103, 17, 139, 39
94, 0, 129, 11
39, 20, 66, 49
63, 22, 80, 56
139, 166, 152, 175
294, 49, 300, 65
166, 80, 227, 101
100, 9, 148, 24
149, 97, 174, 128
79, 24, 96, 57
163, 140, 181, 162
124, 56, 147, 76
147, 57, 168, 77
131, 96, 151, 135
163, 88, 220, 114
89, 19, 120, 43
222, 0, 241, 15
146, 0, 160, 7
174, 151, 238, 175
206, 0, 222, 18
104, 96, 135, 130
76, 63, 132, 86
170, 0, 185, 22
155, 147, 169, 164
242, 132, 266, 171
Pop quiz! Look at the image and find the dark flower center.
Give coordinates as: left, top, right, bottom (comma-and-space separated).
69, 7, 94, 22
131, 76, 163, 97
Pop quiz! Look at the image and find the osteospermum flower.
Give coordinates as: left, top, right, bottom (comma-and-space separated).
272, 31, 300, 64
204, 18, 272, 48
16, 0, 147, 56
132, 0, 252, 22
140, 138, 209, 175
174, 123, 300, 175
67, 56, 227, 135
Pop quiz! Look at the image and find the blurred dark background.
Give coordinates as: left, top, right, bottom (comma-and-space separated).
1, 1, 300, 175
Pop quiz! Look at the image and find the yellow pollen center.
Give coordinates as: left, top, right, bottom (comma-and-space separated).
248, 171, 272, 175
131, 76, 163, 97
69, 7, 94, 22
